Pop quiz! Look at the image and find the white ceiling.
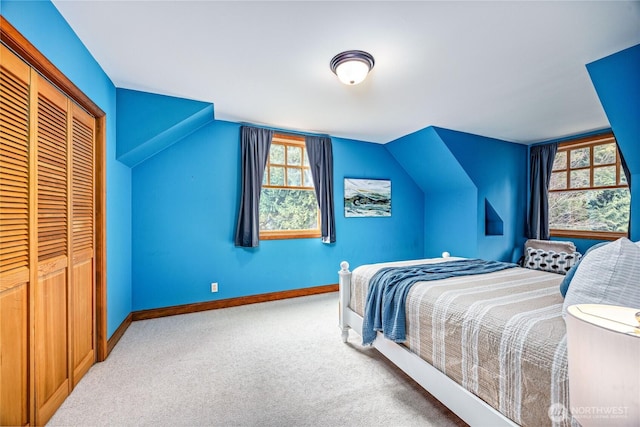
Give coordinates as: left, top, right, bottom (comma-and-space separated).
52, 1, 640, 144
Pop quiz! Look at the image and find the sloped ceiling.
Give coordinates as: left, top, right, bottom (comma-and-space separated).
116, 89, 214, 167
587, 44, 640, 174
52, 1, 640, 144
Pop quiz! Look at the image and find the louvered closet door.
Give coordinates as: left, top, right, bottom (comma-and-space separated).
0, 44, 31, 427
33, 73, 70, 426
69, 101, 95, 386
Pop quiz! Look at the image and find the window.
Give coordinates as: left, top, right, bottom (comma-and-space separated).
549, 133, 630, 239
259, 133, 320, 239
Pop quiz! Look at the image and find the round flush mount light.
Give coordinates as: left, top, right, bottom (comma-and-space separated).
330, 50, 375, 85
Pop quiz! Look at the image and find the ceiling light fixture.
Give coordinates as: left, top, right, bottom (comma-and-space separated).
330, 50, 375, 85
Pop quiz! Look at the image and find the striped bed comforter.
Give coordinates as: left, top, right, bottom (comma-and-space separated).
350, 258, 574, 427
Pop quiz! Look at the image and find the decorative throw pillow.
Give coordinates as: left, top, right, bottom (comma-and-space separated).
562, 237, 640, 317
524, 247, 581, 275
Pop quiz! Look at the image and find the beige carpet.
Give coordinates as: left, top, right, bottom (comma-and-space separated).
48, 293, 466, 426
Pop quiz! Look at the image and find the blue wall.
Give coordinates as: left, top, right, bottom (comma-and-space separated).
423, 188, 478, 258
587, 44, 640, 241
386, 126, 527, 262
435, 128, 528, 261
385, 127, 478, 258
7, 0, 636, 322
2, 0, 133, 338
131, 120, 424, 311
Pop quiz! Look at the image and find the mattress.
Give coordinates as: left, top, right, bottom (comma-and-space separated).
350, 258, 572, 427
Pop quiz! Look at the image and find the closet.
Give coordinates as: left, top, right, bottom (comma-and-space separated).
1, 39, 98, 426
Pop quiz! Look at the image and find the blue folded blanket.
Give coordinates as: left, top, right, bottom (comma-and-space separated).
362, 258, 517, 345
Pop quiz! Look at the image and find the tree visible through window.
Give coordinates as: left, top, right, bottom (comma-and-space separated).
259, 133, 320, 240
549, 133, 630, 239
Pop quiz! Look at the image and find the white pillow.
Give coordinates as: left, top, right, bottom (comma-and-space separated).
563, 238, 640, 316
524, 238, 576, 254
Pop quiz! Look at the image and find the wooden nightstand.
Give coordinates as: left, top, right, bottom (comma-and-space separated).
566, 304, 640, 426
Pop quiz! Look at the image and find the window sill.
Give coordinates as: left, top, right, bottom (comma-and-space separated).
550, 229, 627, 241
260, 230, 321, 240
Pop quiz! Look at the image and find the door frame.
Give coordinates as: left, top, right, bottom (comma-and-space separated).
1, 16, 109, 361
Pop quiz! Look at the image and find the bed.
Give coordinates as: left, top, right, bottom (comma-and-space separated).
338, 257, 573, 427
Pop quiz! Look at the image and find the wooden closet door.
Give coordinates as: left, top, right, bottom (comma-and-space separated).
2, 26, 102, 424
0, 44, 31, 427
69, 102, 95, 386
33, 73, 70, 426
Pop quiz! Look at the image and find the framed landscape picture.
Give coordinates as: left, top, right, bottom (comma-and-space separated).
344, 178, 391, 217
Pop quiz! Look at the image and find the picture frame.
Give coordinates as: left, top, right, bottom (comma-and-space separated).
344, 178, 391, 217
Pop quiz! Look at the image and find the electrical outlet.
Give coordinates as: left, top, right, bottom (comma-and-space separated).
210, 282, 218, 293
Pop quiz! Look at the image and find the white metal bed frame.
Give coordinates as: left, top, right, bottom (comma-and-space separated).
338, 261, 518, 427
